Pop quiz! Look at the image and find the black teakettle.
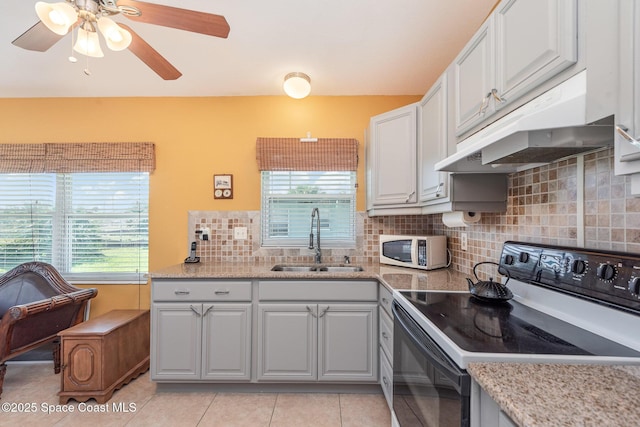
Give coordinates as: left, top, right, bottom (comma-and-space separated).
467, 261, 513, 302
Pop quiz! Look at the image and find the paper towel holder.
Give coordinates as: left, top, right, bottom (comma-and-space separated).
442, 211, 481, 228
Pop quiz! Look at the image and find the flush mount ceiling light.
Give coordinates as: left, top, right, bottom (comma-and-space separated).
283, 72, 311, 99
13, 0, 231, 80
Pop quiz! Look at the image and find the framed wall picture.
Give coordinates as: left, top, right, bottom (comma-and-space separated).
213, 174, 233, 199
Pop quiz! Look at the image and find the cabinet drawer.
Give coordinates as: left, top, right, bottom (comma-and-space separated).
153, 280, 252, 302
380, 350, 393, 410
379, 310, 393, 364
258, 280, 377, 301
379, 284, 393, 316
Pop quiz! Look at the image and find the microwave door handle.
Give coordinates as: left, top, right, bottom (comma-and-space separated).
393, 302, 469, 395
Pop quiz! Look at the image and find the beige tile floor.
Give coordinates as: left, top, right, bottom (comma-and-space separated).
0, 362, 391, 427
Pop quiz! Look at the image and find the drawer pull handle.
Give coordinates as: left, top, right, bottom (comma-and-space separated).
214, 290, 230, 295
174, 290, 190, 295
382, 376, 389, 386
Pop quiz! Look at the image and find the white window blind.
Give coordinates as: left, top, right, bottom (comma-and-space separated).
261, 171, 356, 247
0, 172, 149, 283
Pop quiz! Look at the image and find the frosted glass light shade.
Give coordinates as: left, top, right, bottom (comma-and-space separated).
97, 17, 132, 51
283, 72, 311, 99
74, 27, 104, 58
35, 2, 77, 35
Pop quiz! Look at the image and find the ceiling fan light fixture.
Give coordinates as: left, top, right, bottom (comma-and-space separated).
283, 72, 311, 99
97, 17, 132, 51
35, 1, 78, 35
74, 26, 104, 58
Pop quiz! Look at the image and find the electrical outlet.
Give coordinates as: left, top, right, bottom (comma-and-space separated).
234, 227, 248, 240
461, 232, 468, 251
199, 227, 210, 241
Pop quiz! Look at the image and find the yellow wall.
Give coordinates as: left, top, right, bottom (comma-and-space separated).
0, 95, 419, 317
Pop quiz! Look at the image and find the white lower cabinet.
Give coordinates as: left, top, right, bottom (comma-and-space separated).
257, 303, 378, 382
151, 279, 253, 382
471, 379, 518, 427
152, 303, 251, 381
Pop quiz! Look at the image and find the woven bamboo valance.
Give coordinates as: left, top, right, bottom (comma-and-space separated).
0, 142, 155, 173
256, 137, 358, 171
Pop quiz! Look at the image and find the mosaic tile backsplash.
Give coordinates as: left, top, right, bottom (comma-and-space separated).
189, 148, 640, 276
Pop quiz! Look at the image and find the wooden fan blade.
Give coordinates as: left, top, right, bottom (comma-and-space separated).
117, 0, 230, 38
120, 24, 182, 80
12, 21, 66, 52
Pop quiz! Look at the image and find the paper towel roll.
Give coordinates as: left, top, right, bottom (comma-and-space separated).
442, 211, 481, 228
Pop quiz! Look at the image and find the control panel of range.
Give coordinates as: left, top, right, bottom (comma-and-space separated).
500, 241, 640, 313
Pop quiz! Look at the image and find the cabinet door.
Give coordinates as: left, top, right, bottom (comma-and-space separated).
202, 303, 251, 380
151, 303, 202, 380
61, 338, 102, 391
495, 0, 577, 107
418, 73, 449, 204
257, 304, 317, 381
318, 304, 378, 382
615, 0, 640, 177
368, 104, 418, 206
453, 16, 495, 136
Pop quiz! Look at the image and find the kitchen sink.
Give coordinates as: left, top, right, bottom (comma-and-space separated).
316, 266, 364, 272
270, 264, 364, 273
271, 265, 317, 272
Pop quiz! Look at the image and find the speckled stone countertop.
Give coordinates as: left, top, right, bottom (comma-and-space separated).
468, 362, 640, 427
150, 261, 470, 292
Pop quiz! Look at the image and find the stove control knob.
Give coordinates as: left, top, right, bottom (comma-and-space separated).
572, 259, 587, 275
629, 277, 640, 295
519, 252, 530, 263
504, 255, 515, 265
596, 263, 616, 281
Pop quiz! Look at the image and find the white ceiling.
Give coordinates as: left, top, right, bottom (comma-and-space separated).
2, 0, 497, 98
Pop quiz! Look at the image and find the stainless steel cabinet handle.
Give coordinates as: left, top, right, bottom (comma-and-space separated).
478, 92, 491, 115
174, 290, 190, 295
189, 305, 201, 316
214, 290, 230, 295
405, 191, 416, 203
616, 125, 640, 150
435, 182, 443, 197
203, 305, 213, 316
319, 305, 330, 318
306, 305, 317, 318
491, 88, 507, 103
382, 376, 389, 386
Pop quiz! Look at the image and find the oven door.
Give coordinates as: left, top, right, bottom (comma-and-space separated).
392, 301, 470, 427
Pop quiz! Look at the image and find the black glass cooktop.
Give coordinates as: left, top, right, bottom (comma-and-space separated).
399, 291, 640, 357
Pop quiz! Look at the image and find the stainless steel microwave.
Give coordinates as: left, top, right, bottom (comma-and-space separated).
379, 235, 447, 270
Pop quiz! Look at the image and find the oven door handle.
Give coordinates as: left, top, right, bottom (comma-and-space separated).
393, 301, 470, 396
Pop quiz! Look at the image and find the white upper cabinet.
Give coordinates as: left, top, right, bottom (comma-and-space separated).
418, 73, 449, 204
453, 0, 578, 137
494, 0, 577, 108
453, 16, 495, 136
367, 104, 418, 207
614, 0, 640, 183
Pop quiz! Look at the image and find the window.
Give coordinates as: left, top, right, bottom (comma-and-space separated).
261, 171, 356, 247
0, 172, 149, 283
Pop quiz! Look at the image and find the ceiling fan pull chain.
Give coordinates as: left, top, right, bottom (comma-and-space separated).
84, 55, 91, 76
69, 27, 78, 63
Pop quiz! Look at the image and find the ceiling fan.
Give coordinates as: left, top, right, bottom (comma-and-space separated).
12, 0, 230, 80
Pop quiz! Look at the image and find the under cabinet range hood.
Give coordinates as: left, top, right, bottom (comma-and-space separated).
435, 71, 614, 173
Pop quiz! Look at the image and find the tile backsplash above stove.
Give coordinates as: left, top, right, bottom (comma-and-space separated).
188, 148, 640, 276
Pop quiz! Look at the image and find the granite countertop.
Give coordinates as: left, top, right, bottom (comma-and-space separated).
468, 362, 640, 427
150, 261, 470, 292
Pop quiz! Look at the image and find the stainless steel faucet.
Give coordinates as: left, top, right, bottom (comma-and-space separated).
309, 207, 322, 264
